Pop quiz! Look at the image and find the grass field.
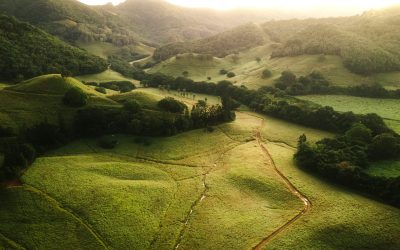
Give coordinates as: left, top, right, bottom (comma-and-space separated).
365, 160, 400, 178
1, 85, 399, 249
298, 95, 400, 133
150, 47, 400, 90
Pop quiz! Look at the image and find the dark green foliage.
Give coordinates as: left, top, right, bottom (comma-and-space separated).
1, 138, 36, 180
220, 69, 228, 75
24, 122, 67, 153
275, 71, 297, 90
368, 133, 400, 160
99, 81, 136, 93
345, 123, 372, 144
0, 15, 107, 81
295, 131, 400, 207
157, 98, 186, 114
123, 100, 142, 114
0, 0, 137, 45
262, 69, 272, 79
108, 57, 146, 80
98, 135, 118, 149
63, 88, 88, 107
227, 72, 236, 78
95, 87, 107, 94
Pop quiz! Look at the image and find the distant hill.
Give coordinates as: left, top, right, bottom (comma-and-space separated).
154, 5, 400, 75
0, 15, 107, 81
264, 6, 400, 74
153, 23, 267, 61
107, 0, 276, 46
0, 0, 138, 45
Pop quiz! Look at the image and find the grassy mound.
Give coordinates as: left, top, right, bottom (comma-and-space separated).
8, 74, 102, 96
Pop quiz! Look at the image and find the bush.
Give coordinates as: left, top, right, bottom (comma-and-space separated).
262, 69, 272, 79
227, 72, 236, 78
123, 100, 142, 114
98, 135, 118, 149
220, 69, 228, 75
63, 88, 88, 107
158, 97, 186, 113
95, 87, 107, 94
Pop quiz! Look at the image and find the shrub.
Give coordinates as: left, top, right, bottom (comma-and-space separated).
63, 88, 88, 107
220, 69, 228, 75
158, 97, 186, 113
262, 69, 272, 79
123, 100, 142, 114
98, 135, 118, 149
227, 72, 236, 78
95, 87, 107, 94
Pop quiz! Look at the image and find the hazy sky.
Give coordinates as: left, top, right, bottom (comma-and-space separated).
79, 0, 400, 11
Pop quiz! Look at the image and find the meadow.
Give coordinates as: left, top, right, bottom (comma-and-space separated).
149, 46, 400, 90
1, 80, 399, 249
298, 95, 400, 133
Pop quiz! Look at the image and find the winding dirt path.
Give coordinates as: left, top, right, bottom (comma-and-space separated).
253, 118, 311, 250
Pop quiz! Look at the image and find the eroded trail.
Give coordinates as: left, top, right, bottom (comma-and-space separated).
253, 118, 311, 250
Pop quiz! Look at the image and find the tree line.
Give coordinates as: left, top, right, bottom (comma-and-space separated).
0, 88, 235, 181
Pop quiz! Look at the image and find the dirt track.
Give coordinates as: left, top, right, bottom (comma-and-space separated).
253, 118, 311, 250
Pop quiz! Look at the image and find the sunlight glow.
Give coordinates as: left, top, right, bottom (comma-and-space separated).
165, 0, 400, 10
78, 0, 400, 12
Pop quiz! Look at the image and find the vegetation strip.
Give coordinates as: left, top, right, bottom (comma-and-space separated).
22, 184, 109, 250
253, 118, 311, 249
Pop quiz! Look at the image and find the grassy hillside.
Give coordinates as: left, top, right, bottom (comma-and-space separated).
150, 49, 400, 90
298, 95, 400, 133
0, 0, 137, 45
1, 108, 398, 249
154, 23, 267, 61
0, 15, 107, 81
0, 75, 118, 130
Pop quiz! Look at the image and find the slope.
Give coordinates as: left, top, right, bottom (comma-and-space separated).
0, 15, 107, 81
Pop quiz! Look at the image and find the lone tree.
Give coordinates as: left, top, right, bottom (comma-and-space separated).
63, 87, 88, 107
227, 72, 236, 78
262, 69, 272, 79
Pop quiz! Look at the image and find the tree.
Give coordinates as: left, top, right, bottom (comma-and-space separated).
262, 69, 272, 79
275, 71, 297, 90
256, 57, 262, 63
158, 97, 186, 113
368, 133, 400, 160
227, 72, 236, 78
63, 88, 88, 107
95, 87, 107, 94
220, 69, 228, 75
345, 123, 372, 144
182, 71, 189, 77
124, 100, 142, 114
98, 135, 118, 149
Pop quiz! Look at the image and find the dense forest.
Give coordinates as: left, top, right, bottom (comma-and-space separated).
0, 15, 108, 81
0, 0, 138, 45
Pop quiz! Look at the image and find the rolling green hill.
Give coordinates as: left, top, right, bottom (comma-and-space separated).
0, 74, 118, 130
0, 15, 107, 81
